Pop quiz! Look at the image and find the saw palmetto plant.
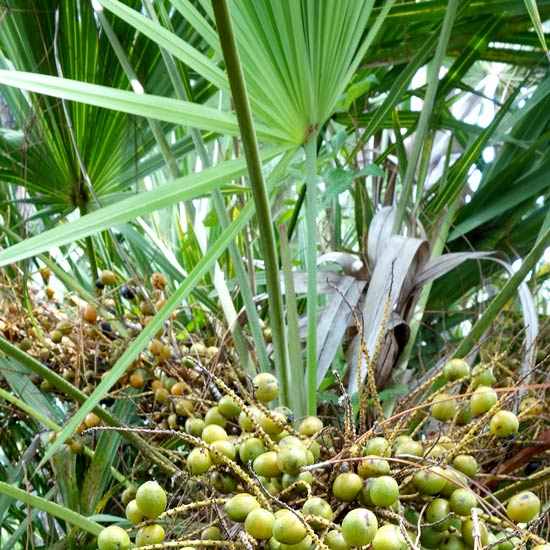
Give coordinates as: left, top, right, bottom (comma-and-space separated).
1, 0, 550, 548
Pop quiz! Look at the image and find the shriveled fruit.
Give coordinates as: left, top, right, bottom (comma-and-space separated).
135, 481, 167, 519
225, 493, 261, 522
371, 524, 407, 550
506, 491, 540, 523
135, 524, 165, 546
341, 508, 378, 547
253, 373, 279, 402
245, 508, 275, 540
97, 525, 130, 550
430, 393, 457, 421
272, 512, 307, 544
332, 472, 363, 502
489, 410, 519, 437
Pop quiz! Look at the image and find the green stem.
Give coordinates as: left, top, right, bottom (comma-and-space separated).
0, 481, 103, 536
305, 139, 318, 415
452, 225, 550, 360
393, 0, 459, 233
79, 204, 98, 283
211, 0, 291, 404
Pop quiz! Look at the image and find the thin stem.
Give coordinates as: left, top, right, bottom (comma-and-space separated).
453, 225, 550, 360
211, 0, 291, 404
305, 139, 318, 415
393, 0, 459, 233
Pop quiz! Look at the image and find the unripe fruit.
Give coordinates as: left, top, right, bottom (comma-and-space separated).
506, 491, 540, 523
371, 524, 407, 550
238, 406, 262, 432
440, 532, 467, 550
470, 385, 497, 415
277, 446, 307, 475
461, 517, 488, 547
302, 496, 333, 525
419, 527, 444, 549
324, 530, 349, 550
443, 358, 470, 380
332, 472, 363, 502
210, 440, 237, 464
135, 524, 165, 546
99, 270, 117, 286
135, 481, 167, 519
218, 395, 241, 418
239, 437, 265, 463
450, 488, 477, 516
298, 416, 323, 436
186, 447, 212, 475
280, 535, 312, 550
253, 451, 282, 477
473, 366, 496, 387
394, 439, 423, 459
358, 456, 391, 478
272, 512, 307, 544
369, 475, 399, 507
201, 526, 221, 540
341, 508, 378, 547
185, 417, 205, 437
201, 424, 228, 444
125, 499, 145, 525
489, 410, 519, 437
425, 497, 452, 531
204, 406, 227, 427
413, 467, 446, 495
430, 393, 457, 421
364, 437, 391, 457
245, 508, 275, 540
225, 493, 261, 522
97, 525, 130, 550
453, 454, 478, 477
253, 373, 279, 402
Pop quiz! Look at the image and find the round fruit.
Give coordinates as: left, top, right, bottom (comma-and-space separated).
272, 512, 307, 544
324, 530, 350, 550
245, 508, 275, 540
506, 491, 540, 523
201, 526, 221, 540
440, 532, 467, 550
218, 395, 241, 418
135, 481, 167, 519
461, 517, 488, 547
443, 358, 470, 380
358, 456, 391, 478
253, 373, 279, 402
470, 385, 497, 415
201, 424, 228, 444
204, 406, 227, 427
260, 410, 287, 435
302, 496, 333, 525
238, 406, 262, 432
369, 475, 399, 507
419, 527, 444, 549
341, 508, 378, 547
277, 446, 307, 475
99, 270, 117, 286
125, 499, 145, 525
371, 524, 407, 550
425, 498, 452, 531
210, 440, 237, 464
473, 366, 496, 387
225, 493, 261, 522
452, 454, 478, 478
298, 416, 323, 436
185, 417, 205, 437
450, 488, 477, 516
413, 467, 446, 495
97, 525, 130, 550
394, 439, 423, 459
430, 393, 457, 421
239, 437, 265, 463
135, 524, 165, 546
280, 535, 312, 550
332, 472, 363, 502
186, 447, 213, 475
489, 410, 519, 437
364, 437, 391, 457
253, 451, 282, 477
